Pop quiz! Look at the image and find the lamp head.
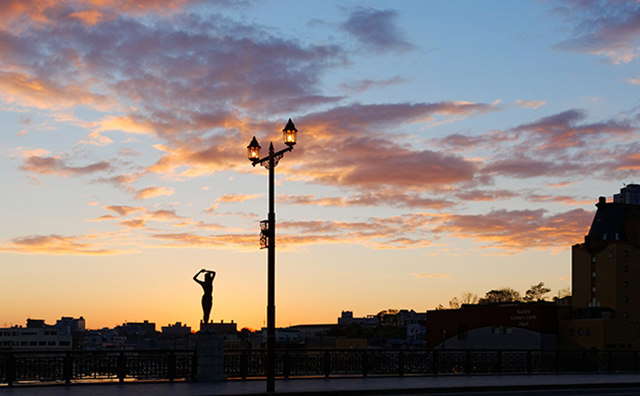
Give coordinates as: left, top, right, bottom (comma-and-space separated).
282, 118, 297, 147
247, 136, 261, 161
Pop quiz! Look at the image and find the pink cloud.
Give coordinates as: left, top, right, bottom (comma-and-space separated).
0, 234, 122, 255
104, 205, 144, 216
552, 1, 640, 64
134, 185, 174, 200
432, 208, 593, 251
119, 218, 146, 228
21, 155, 110, 177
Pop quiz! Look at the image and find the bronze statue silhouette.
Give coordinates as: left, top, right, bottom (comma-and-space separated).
193, 269, 216, 325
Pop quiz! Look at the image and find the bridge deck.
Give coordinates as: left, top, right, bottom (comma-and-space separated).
2, 373, 640, 395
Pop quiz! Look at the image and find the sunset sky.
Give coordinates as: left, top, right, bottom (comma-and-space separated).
2, 0, 640, 331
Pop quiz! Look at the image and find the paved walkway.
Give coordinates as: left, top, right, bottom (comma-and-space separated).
3, 374, 640, 396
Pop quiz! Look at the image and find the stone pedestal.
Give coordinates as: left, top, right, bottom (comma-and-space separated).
196, 330, 225, 382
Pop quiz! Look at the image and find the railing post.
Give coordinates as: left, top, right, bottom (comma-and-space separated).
555, 350, 560, 373
117, 351, 126, 382
362, 350, 368, 377
240, 350, 248, 380
398, 350, 404, 376
6, 353, 15, 386
63, 352, 73, 384
608, 350, 613, 372
497, 350, 502, 373
168, 351, 176, 382
433, 350, 439, 375
283, 350, 290, 379
582, 350, 587, 373
323, 350, 331, 378
634, 351, 638, 372
526, 351, 532, 374
465, 350, 471, 374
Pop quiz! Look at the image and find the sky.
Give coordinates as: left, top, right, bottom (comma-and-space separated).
1, 0, 640, 331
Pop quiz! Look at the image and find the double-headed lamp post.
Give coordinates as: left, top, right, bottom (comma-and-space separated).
247, 118, 297, 393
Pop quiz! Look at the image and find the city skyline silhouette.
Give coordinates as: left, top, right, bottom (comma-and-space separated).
1, 1, 639, 331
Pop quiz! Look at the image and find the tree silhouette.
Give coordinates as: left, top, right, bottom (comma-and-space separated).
478, 287, 521, 304
523, 282, 551, 302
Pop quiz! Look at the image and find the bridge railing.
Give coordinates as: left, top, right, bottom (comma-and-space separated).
0, 350, 195, 385
2, 348, 639, 385
223, 349, 640, 378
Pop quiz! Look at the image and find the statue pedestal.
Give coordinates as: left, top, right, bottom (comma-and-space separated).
196, 329, 225, 382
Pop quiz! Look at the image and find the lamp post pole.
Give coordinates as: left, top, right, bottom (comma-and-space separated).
247, 119, 297, 393
266, 142, 276, 392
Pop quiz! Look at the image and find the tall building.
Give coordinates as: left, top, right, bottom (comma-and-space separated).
613, 183, 640, 205
561, 187, 640, 350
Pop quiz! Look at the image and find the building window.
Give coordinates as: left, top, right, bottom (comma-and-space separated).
586, 329, 591, 336
578, 329, 583, 336
592, 287, 596, 292
625, 266, 629, 273
38, 341, 46, 346
20, 341, 28, 346
48, 341, 56, 346
29, 341, 36, 346
624, 250, 629, 257
505, 327, 512, 334
592, 272, 596, 278
592, 256, 596, 263
59, 341, 70, 346
624, 281, 629, 288
624, 296, 629, 303
493, 327, 501, 334
624, 312, 629, 318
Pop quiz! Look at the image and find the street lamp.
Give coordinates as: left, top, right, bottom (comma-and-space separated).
247, 118, 297, 393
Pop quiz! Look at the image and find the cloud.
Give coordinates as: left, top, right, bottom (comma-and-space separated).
21, 155, 110, 177
93, 115, 155, 135
119, 218, 146, 228
624, 75, 640, 85
414, 273, 450, 279
552, 1, 640, 64
77, 131, 114, 147
203, 193, 264, 214
526, 193, 592, 206
134, 185, 174, 200
0, 234, 122, 255
340, 76, 407, 94
512, 109, 634, 151
118, 148, 141, 156
217, 193, 263, 203
515, 100, 546, 109
476, 109, 638, 180
0, 71, 112, 110
150, 232, 257, 248
104, 205, 144, 216
279, 192, 455, 209
432, 208, 593, 251
342, 8, 415, 53
88, 214, 119, 221
147, 208, 185, 221
454, 189, 519, 202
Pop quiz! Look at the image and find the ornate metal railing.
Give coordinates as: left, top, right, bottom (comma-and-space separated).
224, 349, 640, 378
3, 348, 639, 385
0, 350, 195, 385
